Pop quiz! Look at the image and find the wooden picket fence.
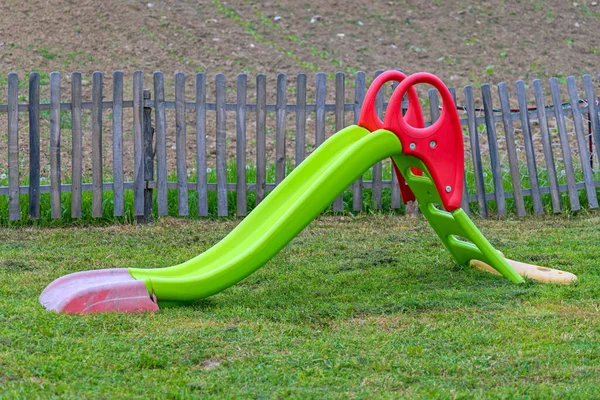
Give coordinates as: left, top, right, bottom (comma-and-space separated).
1, 69, 600, 221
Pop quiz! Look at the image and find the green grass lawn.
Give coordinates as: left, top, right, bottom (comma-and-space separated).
1, 213, 600, 398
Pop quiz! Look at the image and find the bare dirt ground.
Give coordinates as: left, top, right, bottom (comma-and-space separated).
3, 0, 599, 85
0, 0, 599, 181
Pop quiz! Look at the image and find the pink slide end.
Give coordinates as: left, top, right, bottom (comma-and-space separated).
39, 268, 159, 314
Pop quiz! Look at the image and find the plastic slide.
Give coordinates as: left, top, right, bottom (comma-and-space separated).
40, 70, 577, 314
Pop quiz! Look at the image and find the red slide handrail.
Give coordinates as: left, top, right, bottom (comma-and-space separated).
384, 72, 464, 211
357, 70, 424, 131
357, 70, 424, 203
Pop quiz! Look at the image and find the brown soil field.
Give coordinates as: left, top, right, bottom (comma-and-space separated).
3, 0, 599, 84
1, 0, 599, 180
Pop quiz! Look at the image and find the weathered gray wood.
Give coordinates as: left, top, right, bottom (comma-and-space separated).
427, 87, 443, 207
333, 72, 345, 212
255, 74, 267, 204
448, 87, 470, 214
448, 87, 457, 101
389, 79, 401, 210
372, 70, 384, 210
275, 73, 287, 185
28, 72, 40, 219
391, 74, 413, 212
583, 75, 600, 172
391, 166, 401, 209
236, 74, 247, 216
352, 72, 366, 212
142, 89, 154, 222
175, 72, 189, 216
112, 71, 124, 217
460, 153, 471, 215
515, 80, 544, 214
428, 88, 440, 122
154, 71, 168, 216
567, 76, 598, 208
295, 73, 307, 166
196, 73, 208, 216
497, 82, 526, 217
7, 73, 20, 220
70, 72, 83, 218
426, 88, 442, 205
549, 78, 580, 210
481, 84, 506, 218
464, 85, 488, 217
216, 73, 228, 216
315, 72, 326, 147
49, 72, 62, 219
533, 79, 561, 213
133, 71, 145, 216
91, 72, 103, 218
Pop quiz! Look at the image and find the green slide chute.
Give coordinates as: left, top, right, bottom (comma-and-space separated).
129, 126, 404, 301
40, 125, 527, 313
129, 126, 523, 303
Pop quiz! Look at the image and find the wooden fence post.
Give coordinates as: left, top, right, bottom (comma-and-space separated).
549, 77, 580, 211
195, 73, 209, 216
138, 88, 154, 223
567, 76, 598, 209
352, 72, 366, 212
28, 72, 40, 220
175, 72, 189, 217
482, 84, 506, 218
255, 74, 267, 205
533, 79, 561, 213
464, 85, 488, 218
498, 82, 526, 217
295, 73, 307, 167
236, 74, 248, 217
515, 80, 543, 214
91, 71, 103, 218
372, 70, 384, 210
112, 71, 125, 217
333, 72, 345, 212
275, 73, 287, 186
216, 73, 228, 217
49, 72, 62, 219
71, 72, 83, 218
133, 71, 145, 217
7, 73, 20, 221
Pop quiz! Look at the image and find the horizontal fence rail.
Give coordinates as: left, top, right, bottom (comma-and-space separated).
1, 70, 600, 221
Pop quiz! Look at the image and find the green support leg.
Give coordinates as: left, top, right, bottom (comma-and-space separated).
391, 152, 524, 284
